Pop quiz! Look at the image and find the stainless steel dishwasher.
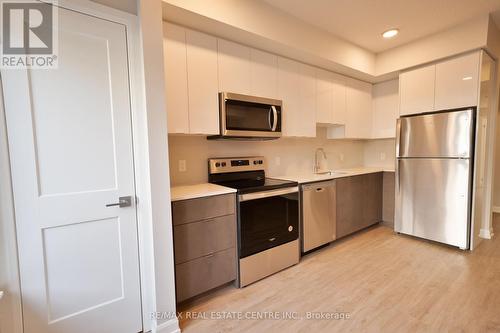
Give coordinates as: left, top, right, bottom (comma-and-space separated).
301, 180, 336, 252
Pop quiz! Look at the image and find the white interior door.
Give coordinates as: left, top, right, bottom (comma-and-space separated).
2, 5, 142, 333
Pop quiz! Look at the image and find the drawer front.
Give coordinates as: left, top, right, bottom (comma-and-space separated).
174, 214, 236, 264
175, 248, 236, 302
172, 194, 235, 225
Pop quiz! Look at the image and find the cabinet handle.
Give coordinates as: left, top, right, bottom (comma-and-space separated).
316, 188, 325, 192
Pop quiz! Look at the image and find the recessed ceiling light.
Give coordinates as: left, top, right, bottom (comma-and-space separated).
382, 29, 399, 39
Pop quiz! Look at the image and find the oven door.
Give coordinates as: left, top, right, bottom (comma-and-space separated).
221, 92, 282, 138
238, 187, 299, 258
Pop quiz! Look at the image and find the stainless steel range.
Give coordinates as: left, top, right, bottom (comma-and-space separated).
208, 156, 300, 287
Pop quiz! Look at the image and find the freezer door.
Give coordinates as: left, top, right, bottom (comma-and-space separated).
395, 158, 471, 248
397, 109, 474, 158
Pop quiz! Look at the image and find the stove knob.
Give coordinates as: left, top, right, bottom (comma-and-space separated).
221, 162, 226, 167
215, 162, 221, 167
253, 160, 258, 165
259, 160, 263, 164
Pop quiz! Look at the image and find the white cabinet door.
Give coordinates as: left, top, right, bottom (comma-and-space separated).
345, 78, 372, 138
2, 6, 142, 333
186, 29, 219, 134
163, 22, 189, 133
372, 79, 399, 138
277, 57, 301, 137
400, 65, 435, 115
250, 48, 278, 99
316, 68, 334, 124
299, 63, 317, 137
435, 51, 480, 110
331, 73, 347, 125
218, 39, 251, 95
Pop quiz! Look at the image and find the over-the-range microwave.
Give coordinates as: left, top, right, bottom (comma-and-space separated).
208, 92, 282, 140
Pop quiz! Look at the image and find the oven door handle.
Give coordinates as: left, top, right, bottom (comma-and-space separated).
239, 186, 299, 202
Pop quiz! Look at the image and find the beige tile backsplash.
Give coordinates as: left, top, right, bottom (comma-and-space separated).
168, 128, 395, 186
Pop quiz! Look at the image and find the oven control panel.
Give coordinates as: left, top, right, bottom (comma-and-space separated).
209, 156, 265, 174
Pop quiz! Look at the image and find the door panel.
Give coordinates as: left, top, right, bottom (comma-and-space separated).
398, 109, 474, 158
399, 65, 435, 115
435, 52, 480, 111
2, 5, 142, 333
395, 159, 471, 248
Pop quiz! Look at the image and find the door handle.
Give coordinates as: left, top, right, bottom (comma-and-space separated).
106, 196, 133, 208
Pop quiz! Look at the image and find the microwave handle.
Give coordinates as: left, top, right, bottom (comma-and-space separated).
270, 105, 278, 131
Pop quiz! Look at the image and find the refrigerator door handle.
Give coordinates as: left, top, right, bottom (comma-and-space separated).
395, 118, 401, 159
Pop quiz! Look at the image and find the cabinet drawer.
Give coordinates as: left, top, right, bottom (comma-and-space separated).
172, 194, 235, 225
174, 214, 236, 264
175, 248, 236, 302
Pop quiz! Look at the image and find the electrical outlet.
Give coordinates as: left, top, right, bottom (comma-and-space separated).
275, 157, 281, 166
380, 152, 386, 161
339, 153, 344, 162
179, 160, 187, 172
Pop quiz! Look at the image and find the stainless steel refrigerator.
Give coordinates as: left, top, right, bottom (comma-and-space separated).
395, 108, 475, 249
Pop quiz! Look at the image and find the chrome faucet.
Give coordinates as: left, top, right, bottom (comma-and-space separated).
314, 148, 328, 174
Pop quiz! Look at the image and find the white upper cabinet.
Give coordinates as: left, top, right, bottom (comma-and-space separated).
250, 49, 278, 99
163, 22, 219, 135
277, 57, 301, 137
316, 68, 334, 124
345, 78, 372, 138
435, 51, 480, 110
218, 39, 251, 95
372, 79, 399, 139
399, 65, 435, 116
277, 57, 316, 137
185, 29, 219, 135
328, 78, 371, 139
299, 63, 317, 137
331, 73, 347, 125
400, 52, 481, 116
163, 22, 189, 134
316, 69, 346, 125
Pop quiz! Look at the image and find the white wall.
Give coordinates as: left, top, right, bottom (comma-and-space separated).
91, 0, 137, 14
168, 130, 398, 187
138, 1, 178, 332
376, 16, 490, 75
168, 128, 365, 185
363, 139, 396, 170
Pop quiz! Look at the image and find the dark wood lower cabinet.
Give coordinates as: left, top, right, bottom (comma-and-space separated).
336, 172, 383, 239
172, 194, 237, 303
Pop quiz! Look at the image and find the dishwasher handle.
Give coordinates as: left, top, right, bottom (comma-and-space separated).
302, 180, 335, 192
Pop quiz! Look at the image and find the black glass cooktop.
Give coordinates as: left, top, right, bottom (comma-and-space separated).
209, 170, 297, 194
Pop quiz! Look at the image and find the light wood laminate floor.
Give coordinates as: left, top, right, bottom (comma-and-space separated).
178, 217, 500, 332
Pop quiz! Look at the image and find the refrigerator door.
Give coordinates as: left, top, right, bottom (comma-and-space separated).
395, 158, 471, 249
397, 109, 474, 158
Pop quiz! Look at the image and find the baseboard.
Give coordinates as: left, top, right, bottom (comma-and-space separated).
479, 228, 494, 240
155, 318, 180, 333
493, 206, 500, 213
379, 220, 394, 228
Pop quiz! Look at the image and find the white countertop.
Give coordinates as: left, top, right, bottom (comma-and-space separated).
171, 183, 236, 201
272, 167, 395, 184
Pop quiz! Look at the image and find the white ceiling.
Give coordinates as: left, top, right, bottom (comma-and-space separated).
260, 0, 500, 53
